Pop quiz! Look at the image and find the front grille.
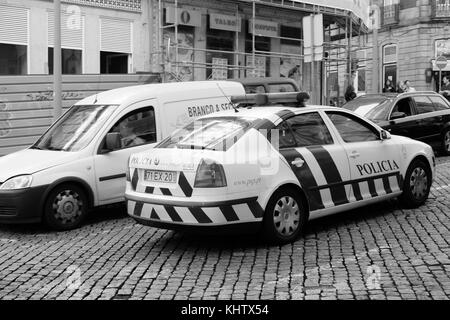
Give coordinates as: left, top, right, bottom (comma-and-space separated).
0, 207, 17, 216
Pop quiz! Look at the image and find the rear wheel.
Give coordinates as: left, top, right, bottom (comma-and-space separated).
441, 128, 450, 156
262, 188, 307, 244
43, 184, 89, 231
399, 159, 431, 208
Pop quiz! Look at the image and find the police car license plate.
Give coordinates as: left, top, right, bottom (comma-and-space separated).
144, 170, 178, 183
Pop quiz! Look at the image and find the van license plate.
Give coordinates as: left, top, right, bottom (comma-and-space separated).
144, 170, 178, 183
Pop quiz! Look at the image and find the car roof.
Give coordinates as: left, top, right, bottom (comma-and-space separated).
74, 80, 244, 106
199, 105, 337, 121
355, 91, 442, 100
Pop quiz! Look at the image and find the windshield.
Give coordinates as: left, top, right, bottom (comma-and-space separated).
32, 104, 118, 152
343, 96, 392, 121
157, 117, 253, 150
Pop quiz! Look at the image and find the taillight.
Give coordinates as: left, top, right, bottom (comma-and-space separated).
126, 155, 131, 181
194, 159, 227, 188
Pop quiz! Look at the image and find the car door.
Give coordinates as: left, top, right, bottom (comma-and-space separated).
386, 97, 422, 140
411, 95, 441, 143
276, 111, 351, 211
325, 110, 403, 202
93, 101, 160, 204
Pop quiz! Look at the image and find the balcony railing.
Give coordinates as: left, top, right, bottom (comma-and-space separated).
432, 0, 450, 19
381, 4, 399, 26
62, 0, 141, 12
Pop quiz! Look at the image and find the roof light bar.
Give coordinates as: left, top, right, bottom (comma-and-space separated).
231, 92, 310, 106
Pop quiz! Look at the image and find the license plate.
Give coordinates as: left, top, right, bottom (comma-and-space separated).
144, 170, 178, 183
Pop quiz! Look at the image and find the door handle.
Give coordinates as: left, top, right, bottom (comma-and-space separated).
291, 158, 305, 167
349, 151, 360, 158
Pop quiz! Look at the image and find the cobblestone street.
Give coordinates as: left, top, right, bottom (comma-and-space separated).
1, 157, 450, 300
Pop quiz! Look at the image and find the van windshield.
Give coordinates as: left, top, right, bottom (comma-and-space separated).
157, 117, 253, 151
32, 104, 118, 152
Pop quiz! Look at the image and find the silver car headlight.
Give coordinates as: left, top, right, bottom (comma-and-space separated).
0, 175, 33, 190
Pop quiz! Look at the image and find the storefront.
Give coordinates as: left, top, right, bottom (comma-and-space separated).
152, 0, 370, 104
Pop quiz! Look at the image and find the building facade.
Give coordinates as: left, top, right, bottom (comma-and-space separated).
0, 0, 371, 101
367, 0, 450, 92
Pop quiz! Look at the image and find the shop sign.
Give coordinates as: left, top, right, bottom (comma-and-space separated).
210, 13, 241, 32
166, 6, 202, 27
248, 19, 279, 37
435, 39, 450, 58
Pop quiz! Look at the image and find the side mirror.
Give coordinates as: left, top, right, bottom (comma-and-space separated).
390, 111, 406, 120
380, 130, 391, 141
105, 132, 121, 151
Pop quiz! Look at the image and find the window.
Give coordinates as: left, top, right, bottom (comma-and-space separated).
269, 83, 296, 93
430, 95, 450, 110
413, 96, 435, 114
286, 113, 333, 147
244, 85, 266, 93
275, 120, 296, 149
0, 43, 27, 75
100, 51, 129, 74
157, 117, 252, 151
327, 112, 379, 143
391, 98, 414, 118
383, 44, 397, 88
206, 27, 234, 79
33, 105, 118, 152
48, 48, 82, 74
107, 107, 156, 150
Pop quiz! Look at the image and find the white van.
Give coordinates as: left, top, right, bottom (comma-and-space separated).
0, 81, 245, 230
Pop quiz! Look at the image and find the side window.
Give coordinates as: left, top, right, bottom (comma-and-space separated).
245, 85, 266, 94
429, 96, 450, 111
275, 121, 296, 149
391, 98, 414, 118
109, 107, 156, 149
327, 112, 379, 143
413, 96, 435, 114
286, 112, 333, 147
268, 83, 296, 93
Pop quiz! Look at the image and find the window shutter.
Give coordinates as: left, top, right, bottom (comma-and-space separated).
0, 5, 28, 45
48, 10, 84, 49
100, 18, 132, 53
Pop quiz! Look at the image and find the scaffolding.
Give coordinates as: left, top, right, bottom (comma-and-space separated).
152, 0, 371, 105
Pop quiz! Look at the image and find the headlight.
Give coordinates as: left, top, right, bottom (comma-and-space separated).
0, 175, 33, 190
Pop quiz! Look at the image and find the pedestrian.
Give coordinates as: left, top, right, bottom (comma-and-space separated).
396, 81, 405, 93
344, 72, 357, 102
439, 76, 450, 101
404, 80, 416, 92
382, 79, 395, 93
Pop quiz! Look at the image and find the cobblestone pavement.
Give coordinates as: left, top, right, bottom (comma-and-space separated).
1, 157, 450, 300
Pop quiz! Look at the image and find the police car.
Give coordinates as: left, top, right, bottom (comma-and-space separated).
125, 93, 435, 244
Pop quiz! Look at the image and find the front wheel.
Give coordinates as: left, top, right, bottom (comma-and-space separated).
399, 159, 431, 208
43, 184, 89, 231
262, 188, 307, 244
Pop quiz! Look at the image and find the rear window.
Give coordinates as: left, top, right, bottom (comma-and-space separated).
343, 96, 392, 120
157, 117, 253, 151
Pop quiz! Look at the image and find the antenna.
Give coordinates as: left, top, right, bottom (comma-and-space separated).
216, 83, 239, 113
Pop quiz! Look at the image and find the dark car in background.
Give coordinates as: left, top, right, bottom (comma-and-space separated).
233, 77, 300, 94
342, 91, 450, 155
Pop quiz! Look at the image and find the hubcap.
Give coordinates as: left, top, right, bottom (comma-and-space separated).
445, 131, 450, 152
52, 190, 83, 224
273, 196, 300, 237
410, 167, 428, 200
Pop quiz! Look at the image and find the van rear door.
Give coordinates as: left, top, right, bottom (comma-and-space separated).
94, 99, 160, 204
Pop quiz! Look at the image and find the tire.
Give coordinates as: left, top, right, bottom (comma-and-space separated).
43, 183, 89, 231
399, 159, 431, 208
262, 188, 307, 244
441, 128, 450, 156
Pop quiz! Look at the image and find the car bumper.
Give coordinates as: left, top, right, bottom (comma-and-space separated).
0, 185, 48, 223
125, 192, 264, 233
